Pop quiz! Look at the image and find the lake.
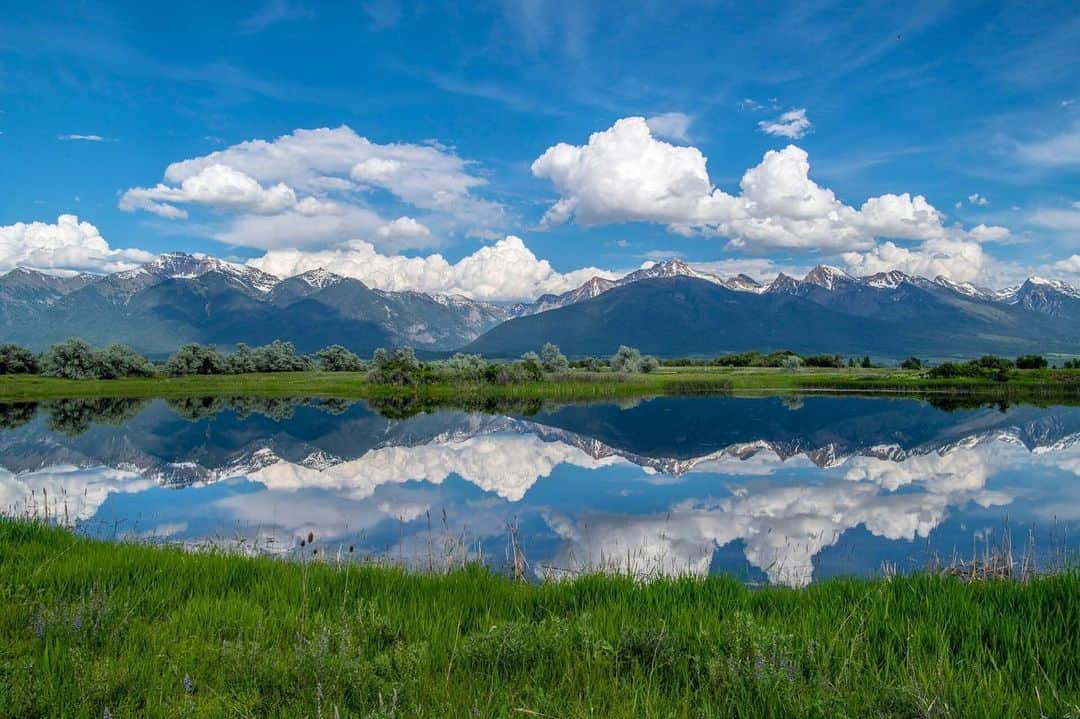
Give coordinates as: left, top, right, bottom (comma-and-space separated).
2, 394, 1078, 587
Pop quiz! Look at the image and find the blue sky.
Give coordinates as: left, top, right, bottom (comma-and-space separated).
0, 0, 1077, 299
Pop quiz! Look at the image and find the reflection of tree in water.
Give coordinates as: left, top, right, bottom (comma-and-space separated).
43, 398, 151, 436
0, 402, 39, 429
365, 394, 544, 419
165, 396, 358, 422
781, 395, 804, 411
925, 396, 1013, 413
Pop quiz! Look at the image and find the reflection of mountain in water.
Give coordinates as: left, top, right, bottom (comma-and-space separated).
2, 396, 1077, 484
2, 395, 1079, 587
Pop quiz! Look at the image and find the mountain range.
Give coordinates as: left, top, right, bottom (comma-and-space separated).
1, 253, 1078, 358
0, 253, 509, 356
467, 260, 1080, 358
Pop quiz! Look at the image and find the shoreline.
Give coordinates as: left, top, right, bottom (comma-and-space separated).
0, 367, 1077, 402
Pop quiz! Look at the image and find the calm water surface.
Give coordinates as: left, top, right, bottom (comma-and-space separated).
2, 394, 1078, 586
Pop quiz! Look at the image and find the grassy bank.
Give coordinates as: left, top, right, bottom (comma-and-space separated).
0, 366, 1078, 402
1, 522, 1079, 718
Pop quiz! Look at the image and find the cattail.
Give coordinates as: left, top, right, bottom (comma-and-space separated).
348, 545, 354, 553
307, 531, 314, 544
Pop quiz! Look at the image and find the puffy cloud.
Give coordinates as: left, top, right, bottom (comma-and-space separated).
119, 164, 323, 220
119, 125, 505, 248
1051, 254, 1080, 274
645, 112, 693, 143
532, 117, 1007, 255
842, 237, 987, 283
968, 193, 989, 206
376, 216, 432, 239
758, 108, 812, 139
248, 235, 617, 301
0, 215, 153, 274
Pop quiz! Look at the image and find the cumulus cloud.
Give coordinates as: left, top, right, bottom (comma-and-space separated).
842, 237, 988, 283
119, 164, 326, 220
376, 216, 432, 239
757, 108, 812, 139
645, 112, 693, 143
0, 215, 153, 274
248, 235, 617, 301
531, 117, 1011, 280
119, 125, 505, 249
968, 193, 989, 206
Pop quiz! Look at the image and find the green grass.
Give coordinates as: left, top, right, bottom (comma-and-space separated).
0, 367, 1078, 402
2, 521, 1079, 718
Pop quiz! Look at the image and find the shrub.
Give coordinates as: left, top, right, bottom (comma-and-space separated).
540, 343, 569, 373
0, 343, 39, 374
317, 345, 364, 372
94, 344, 156, 379
781, 355, 804, 371
41, 339, 98, 379
802, 354, 845, 368
367, 347, 425, 386
900, 357, 922, 370
610, 345, 643, 373
1016, 354, 1048, 370
165, 344, 226, 376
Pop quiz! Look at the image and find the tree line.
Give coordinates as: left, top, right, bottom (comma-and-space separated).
0, 339, 661, 384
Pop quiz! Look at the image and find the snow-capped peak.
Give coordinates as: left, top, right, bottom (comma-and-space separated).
141, 252, 278, 293
1027, 276, 1080, 298
802, 264, 854, 290
620, 258, 726, 287
862, 270, 911, 289
296, 268, 343, 290
933, 275, 991, 299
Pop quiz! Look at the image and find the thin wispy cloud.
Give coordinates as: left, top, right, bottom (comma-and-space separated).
57, 134, 107, 142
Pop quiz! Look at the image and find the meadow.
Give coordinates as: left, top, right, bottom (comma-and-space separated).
1, 521, 1078, 718
0, 365, 1078, 402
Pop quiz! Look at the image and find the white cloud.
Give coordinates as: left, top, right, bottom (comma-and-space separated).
119, 125, 505, 249
376, 216, 432, 239
842, 237, 987, 284
1030, 205, 1080, 232
248, 235, 617, 301
1015, 123, 1080, 167
968, 193, 989, 206
119, 164, 323, 220
758, 108, 812, 139
57, 134, 106, 142
0, 215, 153, 274
531, 117, 1012, 280
645, 112, 693, 143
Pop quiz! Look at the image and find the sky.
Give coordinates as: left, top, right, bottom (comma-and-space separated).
0, 0, 1078, 300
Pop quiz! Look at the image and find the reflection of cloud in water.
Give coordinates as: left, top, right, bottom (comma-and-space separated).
0, 465, 153, 521
544, 441, 1032, 587
246, 433, 624, 502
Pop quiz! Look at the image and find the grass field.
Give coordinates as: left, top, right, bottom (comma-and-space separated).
0, 366, 1077, 402
1, 521, 1078, 718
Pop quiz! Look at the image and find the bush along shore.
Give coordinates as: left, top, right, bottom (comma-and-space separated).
1, 521, 1078, 718
0, 338, 1078, 401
